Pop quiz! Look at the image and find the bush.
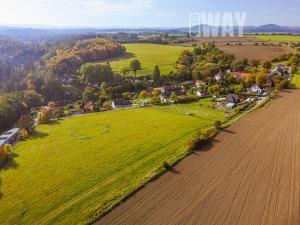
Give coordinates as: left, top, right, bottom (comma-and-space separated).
102, 101, 112, 110
19, 129, 29, 140
0, 144, 15, 167
214, 121, 222, 129
186, 132, 210, 152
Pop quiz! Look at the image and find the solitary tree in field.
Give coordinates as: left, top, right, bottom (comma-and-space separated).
153, 65, 161, 83
120, 66, 129, 78
129, 59, 141, 78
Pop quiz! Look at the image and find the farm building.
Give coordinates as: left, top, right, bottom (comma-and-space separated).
0, 128, 20, 147
112, 99, 132, 109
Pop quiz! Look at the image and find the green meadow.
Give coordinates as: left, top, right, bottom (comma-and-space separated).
108, 43, 192, 76
0, 101, 224, 225
253, 34, 300, 42
291, 66, 300, 88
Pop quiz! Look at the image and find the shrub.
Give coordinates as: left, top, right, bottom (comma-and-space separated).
163, 161, 171, 170
214, 120, 222, 129
102, 101, 112, 110
0, 144, 15, 167
39, 108, 51, 124
19, 129, 29, 140
186, 132, 210, 152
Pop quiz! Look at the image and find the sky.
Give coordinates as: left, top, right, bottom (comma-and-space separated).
0, 0, 300, 28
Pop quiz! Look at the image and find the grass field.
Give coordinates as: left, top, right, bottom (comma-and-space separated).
253, 35, 300, 42
291, 66, 300, 88
0, 101, 224, 225
107, 44, 192, 76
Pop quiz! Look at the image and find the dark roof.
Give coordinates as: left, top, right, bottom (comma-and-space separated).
226, 94, 240, 103
113, 99, 132, 106
162, 86, 182, 92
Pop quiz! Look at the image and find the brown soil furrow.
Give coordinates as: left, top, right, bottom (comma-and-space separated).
96, 90, 300, 225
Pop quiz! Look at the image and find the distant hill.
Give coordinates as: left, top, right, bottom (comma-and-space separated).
0, 24, 300, 42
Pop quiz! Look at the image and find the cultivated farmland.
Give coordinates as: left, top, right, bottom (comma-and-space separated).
107, 44, 192, 76
0, 101, 224, 225
254, 34, 300, 42
98, 90, 300, 225
217, 45, 291, 61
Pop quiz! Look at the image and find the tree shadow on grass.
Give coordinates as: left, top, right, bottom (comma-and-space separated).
30, 131, 49, 139
45, 120, 61, 126
0, 178, 3, 201
105, 52, 136, 62
0, 157, 19, 172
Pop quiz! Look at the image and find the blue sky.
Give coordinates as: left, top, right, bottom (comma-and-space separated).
0, 0, 300, 27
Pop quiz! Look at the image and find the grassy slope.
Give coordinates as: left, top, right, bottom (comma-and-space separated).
108, 44, 192, 76
253, 35, 300, 42
0, 101, 224, 225
291, 66, 300, 88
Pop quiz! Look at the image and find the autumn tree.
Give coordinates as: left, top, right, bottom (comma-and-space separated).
39, 108, 51, 124
17, 114, 35, 134
256, 74, 267, 86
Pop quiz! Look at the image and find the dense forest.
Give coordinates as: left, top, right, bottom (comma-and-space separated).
0, 37, 128, 132
0, 38, 47, 93
47, 38, 126, 75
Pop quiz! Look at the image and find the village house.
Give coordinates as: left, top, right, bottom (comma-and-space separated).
248, 85, 263, 95
0, 128, 20, 147
214, 71, 226, 82
196, 90, 208, 97
226, 94, 240, 109
268, 64, 292, 80
112, 99, 132, 109
196, 80, 207, 88
160, 86, 184, 96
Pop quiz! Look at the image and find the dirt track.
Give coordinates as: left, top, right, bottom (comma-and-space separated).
97, 90, 300, 225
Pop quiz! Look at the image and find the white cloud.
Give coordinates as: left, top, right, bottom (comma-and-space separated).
81, 0, 155, 16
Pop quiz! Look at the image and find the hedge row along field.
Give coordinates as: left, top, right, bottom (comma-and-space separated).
0, 100, 225, 225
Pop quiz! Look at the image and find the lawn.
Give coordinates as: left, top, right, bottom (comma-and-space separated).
0, 101, 224, 225
107, 44, 192, 76
253, 34, 300, 42
291, 66, 300, 88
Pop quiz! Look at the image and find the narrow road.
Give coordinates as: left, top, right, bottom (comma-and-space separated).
96, 90, 300, 225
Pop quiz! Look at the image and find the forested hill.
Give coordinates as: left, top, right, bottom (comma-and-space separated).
0, 38, 47, 93
47, 38, 126, 75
